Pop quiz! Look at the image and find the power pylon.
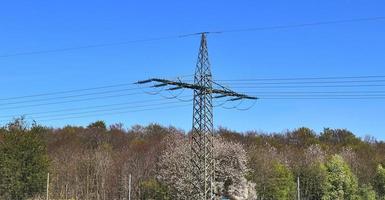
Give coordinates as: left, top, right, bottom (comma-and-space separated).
137, 33, 257, 199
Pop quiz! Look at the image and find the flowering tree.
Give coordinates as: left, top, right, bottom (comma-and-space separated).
157, 134, 256, 199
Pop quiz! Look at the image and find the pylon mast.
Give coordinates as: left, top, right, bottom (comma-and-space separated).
136, 33, 257, 199
191, 33, 214, 199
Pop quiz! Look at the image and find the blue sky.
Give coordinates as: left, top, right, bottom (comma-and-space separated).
1, 0, 385, 139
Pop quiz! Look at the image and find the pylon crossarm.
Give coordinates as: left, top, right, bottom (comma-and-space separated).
136, 78, 258, 100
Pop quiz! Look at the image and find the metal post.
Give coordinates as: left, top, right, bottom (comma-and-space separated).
297, 176, 300, 200
128, 174, 131, 200
46, 173, 50, 200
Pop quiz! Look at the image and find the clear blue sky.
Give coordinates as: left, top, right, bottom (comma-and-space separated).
1, 0, 385, 139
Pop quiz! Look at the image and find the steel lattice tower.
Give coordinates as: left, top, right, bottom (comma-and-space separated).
190, 33, 215, 199
137, 33, 257, 199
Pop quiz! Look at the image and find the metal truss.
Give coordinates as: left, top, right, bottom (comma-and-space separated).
137, 33, 257, 199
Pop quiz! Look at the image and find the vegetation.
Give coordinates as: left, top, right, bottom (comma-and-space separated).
322, 154, 359, 200
374, 164, 385, 199
0, 118, 384, 199
0, 119, 49, 200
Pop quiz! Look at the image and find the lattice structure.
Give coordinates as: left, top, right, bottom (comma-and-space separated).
190, 33, 215, 199
137, 33, 257, 199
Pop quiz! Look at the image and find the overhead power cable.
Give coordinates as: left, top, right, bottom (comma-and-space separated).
0, 88, 143, 106
21, 101, 191, 120
0, 75, 193, 101
232, 84, 385, 89
25, 98, 235, 122
246, 91, 385, 94
0, 92, 161, 111
212, 16, 385, 34
0, 74, 384, 110
213, 75, 385, 82
0, 96, 192, 119
0, 83, 137, 101
255, 94, 385, 97
1, 16, 384, 58
10, 103, 193, 123
259, 97, 385, 100
0, 35, 184, 58
217, 79, 385, 85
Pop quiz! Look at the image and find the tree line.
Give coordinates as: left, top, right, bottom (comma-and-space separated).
0, 118, 385, 199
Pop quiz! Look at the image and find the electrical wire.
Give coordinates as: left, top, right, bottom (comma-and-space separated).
259, 97, 385, 100
0, 92, 149, 111
0, 83, 138, 101
245, 91, 385, 94
0, 75, 385, 101
1, 16, 384, 58
231, 84, 385, 89
0, 35, 185, 58
212, 16, 385, 34
23, 101, 190, 120
0, 95, 193, 119
0, 74, 193, 101
213, 75, 385, 82
0, 87, 142, 106
29, 104, 193, 123
217, 79, 385, 85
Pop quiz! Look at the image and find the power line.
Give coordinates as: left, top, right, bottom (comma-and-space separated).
0, 92, 158, 111
231, 84, 385, 89
213, 16, 385, 34
2, 76, 385, 108
0, 97, 236, 123
256, 94, 385, 97
1, 75, 385, 108
22, 101, 191, 120
0, 35, 184, 58
0, 96, 192, 119
259, 97, 385, 100
3, 91, 383, 121
217, 79, 385, 85
0, 83, 137, 101
0, 75, 193, 102
214, 75, 385, 82
246, 91, 385, 94
27, 103, 192, 123
0, 88, 142, 106
1, 16, 384, 58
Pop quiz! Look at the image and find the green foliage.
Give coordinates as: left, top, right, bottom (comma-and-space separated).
87, 120, 107, 130
140, 179, 170, 200
287, 127, 318, 147
358, 184, 376, 200
0, 119, 49, 200
299, 162, 328, 199
263, 162, 296, 200
374, 164, 385, 199
320, 128, 362, 148
322, 155, 359, 200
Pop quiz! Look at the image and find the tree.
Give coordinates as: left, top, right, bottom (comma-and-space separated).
157, 134, 256, 199
358, 184, 376, 200
322, 155, 359, 200
87, 120, 107, 130
262, 162, 296, 200
286, 127, 318, 147
0, 119, 49, 200
374, 164, 385, 199
140, 179, 170, 200
288, 144, 328, 199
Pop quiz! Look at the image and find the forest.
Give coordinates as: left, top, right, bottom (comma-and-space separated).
0, 118, 385, 200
